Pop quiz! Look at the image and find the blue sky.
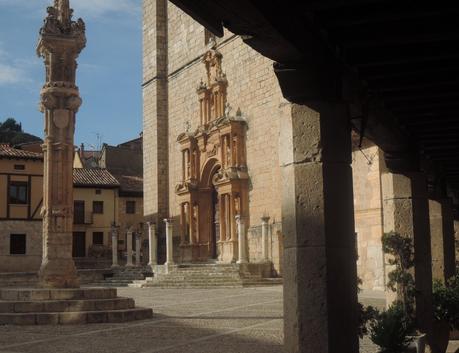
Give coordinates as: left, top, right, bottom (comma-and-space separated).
0, 0, 142, 148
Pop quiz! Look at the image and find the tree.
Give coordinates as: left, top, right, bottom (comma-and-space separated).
0, 118, 22, 132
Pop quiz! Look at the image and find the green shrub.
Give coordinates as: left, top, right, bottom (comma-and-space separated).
370, 302, 414, 353
432, 272, 459, 330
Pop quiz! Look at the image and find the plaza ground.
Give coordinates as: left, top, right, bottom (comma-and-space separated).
0, 286, 457, 353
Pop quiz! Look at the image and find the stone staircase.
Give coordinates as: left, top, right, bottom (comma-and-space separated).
90, 267, 152, 287
0, 287, 152, 325
129, 263, 282, 289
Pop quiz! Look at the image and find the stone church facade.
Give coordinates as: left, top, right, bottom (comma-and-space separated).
142, 1, 396, 287
143, 1, 285, 274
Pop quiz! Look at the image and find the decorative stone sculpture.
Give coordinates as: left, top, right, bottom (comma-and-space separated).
175, 49, 249, 264
37, 0, 86, 288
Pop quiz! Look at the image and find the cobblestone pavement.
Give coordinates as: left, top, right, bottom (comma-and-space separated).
0, 286, 457, 353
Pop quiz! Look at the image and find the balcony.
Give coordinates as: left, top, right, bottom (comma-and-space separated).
74, 212, 93, 225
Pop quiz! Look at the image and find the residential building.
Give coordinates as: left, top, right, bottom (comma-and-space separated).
72, 168, 119, 261
0, 144, 43, 272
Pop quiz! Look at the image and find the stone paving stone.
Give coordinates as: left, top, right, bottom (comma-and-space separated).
0, 286, 425, 353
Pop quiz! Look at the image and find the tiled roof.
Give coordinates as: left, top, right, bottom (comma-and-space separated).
117, 175, 143, 194
0, 144, 43, 160
73, 168, 120, 188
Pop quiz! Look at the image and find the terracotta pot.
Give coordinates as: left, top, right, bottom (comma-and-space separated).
404, 334, 426, 353
431, 320, 450, 353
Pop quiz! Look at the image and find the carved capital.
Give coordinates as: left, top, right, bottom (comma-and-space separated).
65, 95, 82, 112
40, 92, 58, 111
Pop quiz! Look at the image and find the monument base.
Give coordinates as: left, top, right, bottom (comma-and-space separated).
0, 287, 153, 325
38, 258, 80, 288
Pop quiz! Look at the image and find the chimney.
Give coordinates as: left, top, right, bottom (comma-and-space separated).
79, 143, 84, 159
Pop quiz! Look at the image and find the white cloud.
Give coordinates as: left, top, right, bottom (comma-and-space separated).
73, 0, 140, 17
0, 42, 35, 86
0, 63, 29, 85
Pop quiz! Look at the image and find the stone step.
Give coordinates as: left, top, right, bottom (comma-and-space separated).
139, 283, 243, 289
90, 283, 130, 288
0, 297, 135, 313
0, 307, 153, 325
0, 288, 117, 301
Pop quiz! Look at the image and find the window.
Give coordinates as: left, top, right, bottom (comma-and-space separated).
126, 201, 136, 214
93, 201, 104, 214
10, 234, 26, 255
95, 189, 101, 195
9, 181, 28, 205
14, 164, 25, 171
74, 200, 85, 224
93, 232, 104, 245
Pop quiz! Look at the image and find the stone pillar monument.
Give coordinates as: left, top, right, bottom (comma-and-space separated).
135, 232, 141, 266
126, 228, 134, 267
261, 216, 270, 262
37, 0, 86, 288
111, 225, 119, 268
236, 215, 248, 264
164, 219, 175, 266
147, 222, 158, 266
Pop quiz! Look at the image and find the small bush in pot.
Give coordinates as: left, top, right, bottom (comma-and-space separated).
431, 271, 459, 353
369, 232, 424, 353
370, 302, 414, 353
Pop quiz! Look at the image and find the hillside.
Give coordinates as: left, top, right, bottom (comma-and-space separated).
0, 118, 42, 146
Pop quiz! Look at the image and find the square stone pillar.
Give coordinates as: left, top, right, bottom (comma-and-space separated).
441, 199, 456, 281
430, 198, 457, 282
280, 102, 358, 353
381, 169, 433, 339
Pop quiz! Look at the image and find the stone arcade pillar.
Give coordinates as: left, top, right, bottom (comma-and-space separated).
147, 222, 158, 266
236, 215, 248, 264
135, 232, 142, 266
37, 0, 86, 288
164, 219, 175, 266
126, 228, 134, 267
430, 198, 457, 282
381, 170, 433, 340
280, 103, 358, 353
111, 226, 119, 268
261, 216, 270, 262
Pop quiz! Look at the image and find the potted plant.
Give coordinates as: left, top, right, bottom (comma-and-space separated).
370, 302, 417, 353
369, 231, 426, 353
431, 271, 459, 353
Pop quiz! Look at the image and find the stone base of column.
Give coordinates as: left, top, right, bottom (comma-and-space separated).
218, 240, 238, 263
0, 287, 152, 325
38, 258, 80, 289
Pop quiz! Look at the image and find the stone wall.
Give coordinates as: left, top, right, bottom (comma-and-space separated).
352, 143, 385, 291
247, 222, 283, 276
0, 221, 42, 273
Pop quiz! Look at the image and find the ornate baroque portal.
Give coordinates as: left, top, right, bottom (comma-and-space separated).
176, 48, 249, 263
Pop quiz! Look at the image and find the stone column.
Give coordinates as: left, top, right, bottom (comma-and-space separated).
280, 103, 358, 353
147, 222, 157, 266
37, 0, 86, 288
164, 219, 175, 266
236, 215, 248, 264
261, 216, 270, 262
126, 228, 133, 267
111, 226, 119, 268
381, 169, 433, 341
430, 199, 444, 281
431, 198, 457, 282
441, 199, 456, 281
135, 232, 141, 267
